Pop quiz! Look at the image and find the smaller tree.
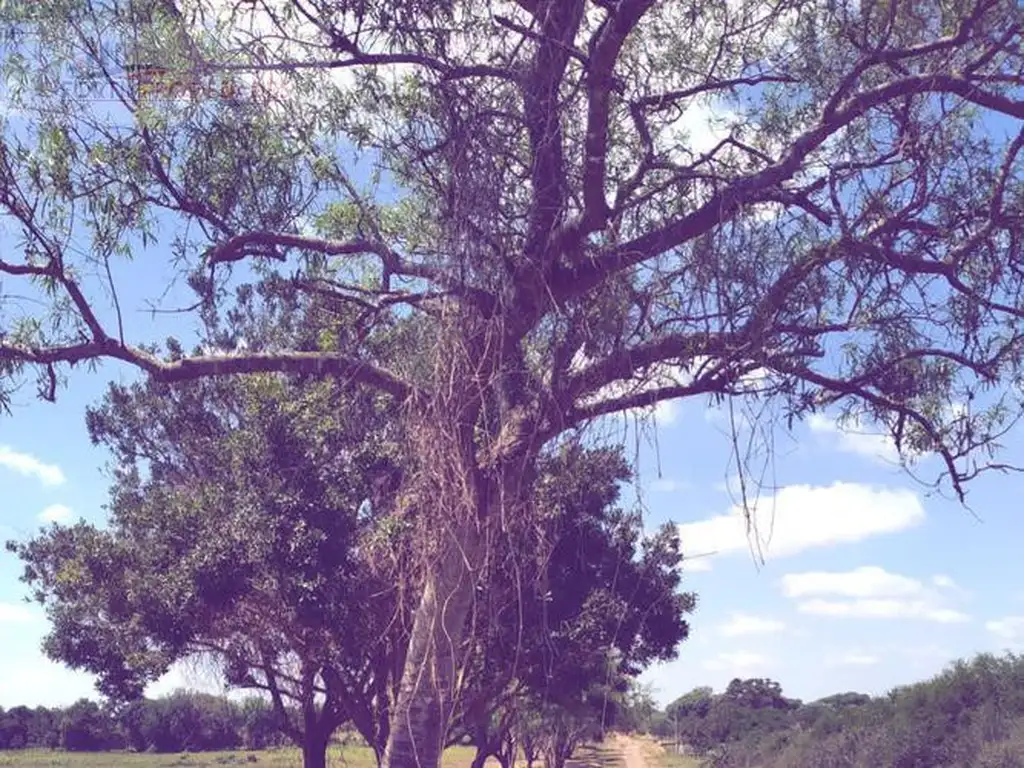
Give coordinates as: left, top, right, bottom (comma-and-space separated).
724, 678, 794, 711
525, 691, 608, 768
60, 699, 118, 752
616, 682, 659, 734
0, 706, 33, 749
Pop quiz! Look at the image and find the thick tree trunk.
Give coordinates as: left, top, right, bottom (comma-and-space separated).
470, 745, 490, 768
302, 726, 331, 768
382, 522, 483, 768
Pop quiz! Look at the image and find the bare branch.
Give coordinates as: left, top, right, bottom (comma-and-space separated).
555, 71, 1024, 304
0, 340, 414, 399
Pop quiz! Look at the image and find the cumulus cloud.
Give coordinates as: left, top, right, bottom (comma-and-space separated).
719, 613, 786, 638
807, 413, 899, 464
782, 566, 969, 624
782, 566, 921, 599
677, 483, 924, 566
0, 602, 39, 624
38, 504, 73, 524
0, 445, 65, 486
665, 98, 739, 158
987, 616, 1024, 644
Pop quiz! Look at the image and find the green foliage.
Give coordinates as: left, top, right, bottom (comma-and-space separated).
653, 653, 1024, 768
0, 693, 295, 755
59, 700, 119, 752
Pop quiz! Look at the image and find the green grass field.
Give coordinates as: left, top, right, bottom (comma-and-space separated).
0, 745, 479, 767
0, 737, 703, 768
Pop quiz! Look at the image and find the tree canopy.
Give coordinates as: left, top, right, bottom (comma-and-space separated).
12, 361, 692, 767
1, 1, 1022, 765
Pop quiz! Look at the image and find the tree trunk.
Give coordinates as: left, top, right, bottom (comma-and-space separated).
471, 745, 490, 768
302, 726, 331, 768
382, 522, 484, 768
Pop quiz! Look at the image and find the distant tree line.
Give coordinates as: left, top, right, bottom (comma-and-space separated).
0, 690, 296, 753
618, 652, 1024, 768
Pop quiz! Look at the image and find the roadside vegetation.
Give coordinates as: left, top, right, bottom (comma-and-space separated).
626, 652, 1024, 768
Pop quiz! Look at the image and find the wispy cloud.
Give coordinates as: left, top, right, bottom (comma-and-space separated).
677, 483, 924, 566
987, 616, 1024, 644
703, 650, 770, 673
0, 445, 65, 486
719, 613, 786, 638
0, 602, 39, 624
38, 504, 72, 524
782, 566, 969, 624
807, 413, 899, 464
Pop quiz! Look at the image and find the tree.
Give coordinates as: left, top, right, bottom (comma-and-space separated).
724, 678, 795, 711
11, 368, 406, 768
14, 357, 692, 767
616, 682, 660, 734
0, 706, 33, 749
1, 2, 1023, 766
59, 698, 119, 752
453, 445, 692, 767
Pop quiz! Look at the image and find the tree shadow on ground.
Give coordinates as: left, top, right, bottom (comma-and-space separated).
566, 743, 626, 768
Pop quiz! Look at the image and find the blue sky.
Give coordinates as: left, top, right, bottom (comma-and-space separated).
3, 333, 1024, 710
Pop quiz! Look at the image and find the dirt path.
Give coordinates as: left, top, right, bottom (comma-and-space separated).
610, 733, 654, 768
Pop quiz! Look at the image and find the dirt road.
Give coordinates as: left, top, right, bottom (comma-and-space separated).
607, 733, 655, 768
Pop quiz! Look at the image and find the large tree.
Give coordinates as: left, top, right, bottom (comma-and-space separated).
11, 368, 406, 768
12, 364, 691, 767
452, 443, 692, 768
1, 1, 1023, 766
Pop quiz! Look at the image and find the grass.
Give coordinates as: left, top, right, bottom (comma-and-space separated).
646, 741, 703, 768
0, 745, 481, 767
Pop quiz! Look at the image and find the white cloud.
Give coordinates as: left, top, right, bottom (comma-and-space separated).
808, 413, 899, 464
987, 616, 1024, 644
782, 566, 921, 599
703, 650, 769, 673
0, 445, 65, 485
828, 651, 880, 667
0, 602, 40, 624
666, 98, 739, 158
651, 478, 689, 492
677, 483, 924, 564
782, 566, 970, 624
38, 504, 72, 524
719, 613, 786, 638
798, 599, 968, 623
683, 555, 714, 572
932, 575, 957, 589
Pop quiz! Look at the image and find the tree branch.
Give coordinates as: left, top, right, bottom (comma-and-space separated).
0, 340, 414, 400
554, 72, 1024, 303
520, 0, 587, 263
579, 0, 658, 234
